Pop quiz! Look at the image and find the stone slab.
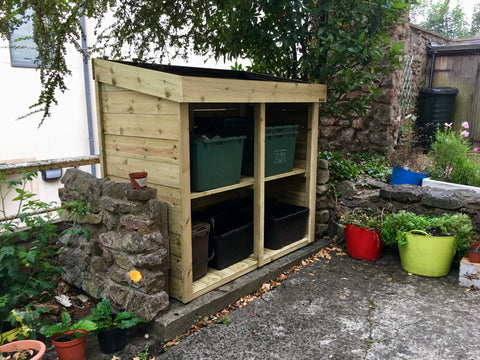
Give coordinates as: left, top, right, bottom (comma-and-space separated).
459, 257, 480, 288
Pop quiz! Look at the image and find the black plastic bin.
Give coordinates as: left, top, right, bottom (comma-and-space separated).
416, 87, 458, 149
264, 200, 309, 250
208, 205, 254, 270
191, 220, 211, 281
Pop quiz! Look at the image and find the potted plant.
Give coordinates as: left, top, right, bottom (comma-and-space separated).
39, 312, 97, 360
86, 298, 144, 354
0, 340, 46, 360
341, 210, 383, 261
381, 210, 473, 277
468, 234, 480, 263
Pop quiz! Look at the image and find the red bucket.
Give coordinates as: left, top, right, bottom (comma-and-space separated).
345, 224, 383, 261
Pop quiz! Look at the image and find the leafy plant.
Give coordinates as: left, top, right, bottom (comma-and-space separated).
428, 122, 480, 187
39, 312, 97, 339
0, 171, 90, 328
341, 210, 381, 231
381, 210, 473, 260
86, 298, 144, 330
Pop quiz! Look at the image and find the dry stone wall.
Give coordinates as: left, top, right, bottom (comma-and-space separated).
58, 169, 170, 321
318, 20, 451, 154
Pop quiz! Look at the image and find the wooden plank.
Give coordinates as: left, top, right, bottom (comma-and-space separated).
105, 155, 179, 188
0, 156, 100, 175
182, 76, 327, 104
306, 103, 319, 243
178, 103, 193, 302
94, 59, 183, 102
95, 79, 107, 177
254, 103, 266, 266
102, 113, 180, 141
169, 276, 186, 302
190, 176, 254, 199
192, 256, 257, 298
101, 90, 179, 115
262, 238, 310, 263
265, 168, 305, 182
104, 134, 180, 165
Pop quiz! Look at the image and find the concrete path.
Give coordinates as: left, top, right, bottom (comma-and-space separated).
155, 247, 480, 360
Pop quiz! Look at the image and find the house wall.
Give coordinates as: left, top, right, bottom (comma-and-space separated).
0, 30, 98, 216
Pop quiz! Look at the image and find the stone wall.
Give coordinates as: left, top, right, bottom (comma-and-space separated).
58, 169, 170, 321
318, 20, 451, 154
315, 159, 480, 240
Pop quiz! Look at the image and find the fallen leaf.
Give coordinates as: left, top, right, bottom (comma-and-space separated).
111, 357, 120, 360
387, 278, 392, 281
339, 295, 346, 300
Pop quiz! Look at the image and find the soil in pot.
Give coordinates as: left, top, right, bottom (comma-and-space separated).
0, 340, 46, 360
1, 348, 39, 360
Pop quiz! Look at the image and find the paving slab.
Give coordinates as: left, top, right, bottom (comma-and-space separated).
45, 242, 480, 359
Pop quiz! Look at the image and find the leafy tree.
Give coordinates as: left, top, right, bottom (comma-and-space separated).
411, 0, 470, 38
0, 0, 411, 124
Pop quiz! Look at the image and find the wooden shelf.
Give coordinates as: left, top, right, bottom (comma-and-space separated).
262, 237, 310, 264
192, 255, 258, 298
190, 168, 306, 200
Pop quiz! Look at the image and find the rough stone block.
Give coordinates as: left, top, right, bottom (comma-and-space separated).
119, 214, 156, 231
459, 257, 480, 289
317, 158, 329, 169
126, 290, 169, 321
316, 184, 329, 195
101, 196, 138, 213
422, 190, 463, 210
103, 182, 129, 200
380, 184, 426, 202
315, 210, 330, 224
317, 169, 329, 185
122, 231, 163, 253
126, 187, 157, 201
99, 231, 124, 250
133, 248, 169, 270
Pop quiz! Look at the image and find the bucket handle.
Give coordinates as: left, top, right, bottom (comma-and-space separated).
407, 230, 429, 236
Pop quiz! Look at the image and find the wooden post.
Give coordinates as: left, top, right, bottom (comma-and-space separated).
254, 103, 266, 266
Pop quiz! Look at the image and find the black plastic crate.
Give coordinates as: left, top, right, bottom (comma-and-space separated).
264, 200, 309, 250
208, 205, 254, 270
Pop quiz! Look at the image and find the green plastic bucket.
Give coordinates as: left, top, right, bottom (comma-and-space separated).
398, 230, 455, 277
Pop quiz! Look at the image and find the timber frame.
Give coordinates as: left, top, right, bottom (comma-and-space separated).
93, 58, 326, 303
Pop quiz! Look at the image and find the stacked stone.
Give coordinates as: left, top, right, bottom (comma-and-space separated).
58, 169, 169, 321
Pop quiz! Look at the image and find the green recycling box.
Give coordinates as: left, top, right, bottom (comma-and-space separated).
190, 135, 246, 192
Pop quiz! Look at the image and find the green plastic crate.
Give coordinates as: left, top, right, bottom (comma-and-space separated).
242, 125, 299, 177
190, 135, 246, 192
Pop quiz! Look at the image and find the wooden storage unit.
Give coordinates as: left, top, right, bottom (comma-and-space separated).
93, 59, 326, 303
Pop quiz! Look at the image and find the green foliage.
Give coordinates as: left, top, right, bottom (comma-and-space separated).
135, 342, 150, 360
318, 150, 391, 195
86, 298, 144, 330
0, 0, 412, 124
381, 210, 473, 260
39, 311, 97, 338
0, 171, 90, 326
341, 210, 381, 230
428, 122, 480, 187
411, 0, 470, 38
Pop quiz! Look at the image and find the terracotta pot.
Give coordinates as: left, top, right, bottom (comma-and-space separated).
0, 340, 46, 360
468, 248, 480, 263
51, 329, 87, 360
129, 172, 148, 189
97, 327, 127, 354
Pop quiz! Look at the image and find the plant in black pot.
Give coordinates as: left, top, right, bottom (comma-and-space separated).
86, 298, 144, 354
381, 210, 473, 277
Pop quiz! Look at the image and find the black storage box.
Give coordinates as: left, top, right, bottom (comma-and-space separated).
191, 220, 211, 281
264, 200, 309, 250
208, 205, 254, 270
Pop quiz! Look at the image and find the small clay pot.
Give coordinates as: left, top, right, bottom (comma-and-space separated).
129, 172, 148, 189
468, 248, 480, 263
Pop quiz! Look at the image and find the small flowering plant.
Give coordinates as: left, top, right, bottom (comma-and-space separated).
428, 122, 480, 186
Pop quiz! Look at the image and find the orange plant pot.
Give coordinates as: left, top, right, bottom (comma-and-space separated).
51, 329, 88, 360
129, 172, 148, 189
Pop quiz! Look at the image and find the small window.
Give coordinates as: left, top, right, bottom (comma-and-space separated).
9, 9, 39, 68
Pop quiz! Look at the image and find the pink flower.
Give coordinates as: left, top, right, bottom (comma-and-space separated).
462, 121, 470, 129
444, 122, 452, 129
461, 130, 470, 137
474, 147, 479, 153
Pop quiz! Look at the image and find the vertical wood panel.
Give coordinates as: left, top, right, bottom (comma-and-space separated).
306, 103, 319, 243
254, 103, 266, 266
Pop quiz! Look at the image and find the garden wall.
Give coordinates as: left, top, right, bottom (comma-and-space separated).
315, 159, 480, 240
57, 169, 170, 321
318, 21, 450, 154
